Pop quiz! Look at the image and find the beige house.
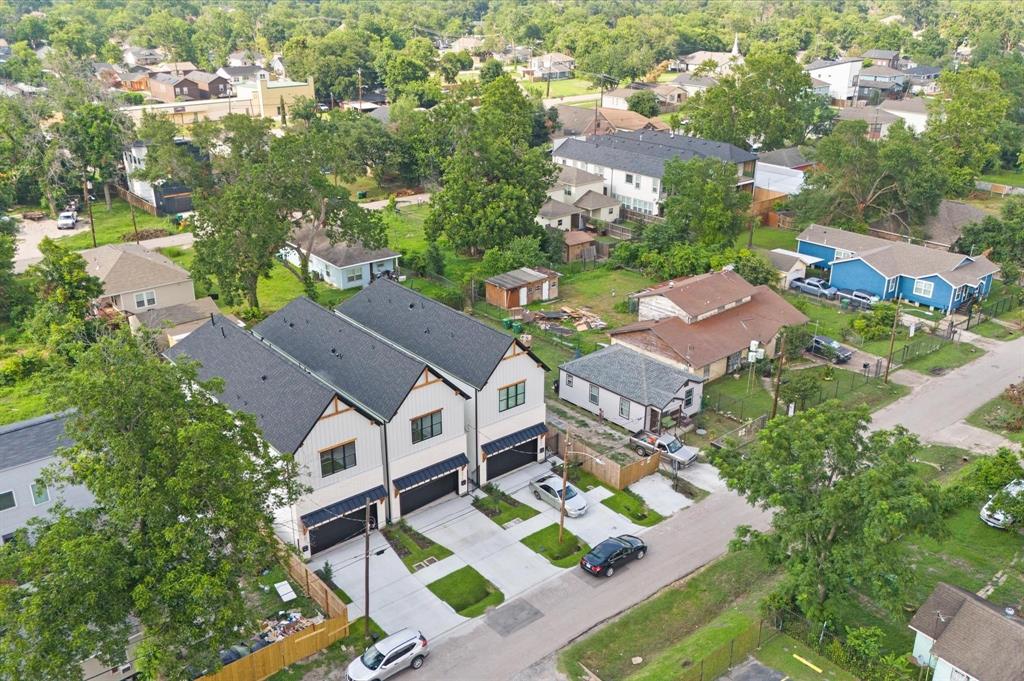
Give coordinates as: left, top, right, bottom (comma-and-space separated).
120, 76, 315, 124
79, 243, 195, 314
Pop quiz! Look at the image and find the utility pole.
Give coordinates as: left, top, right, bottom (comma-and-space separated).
129, 200, 139, 243
559, 433, 569, 544
357, 67, 363, 110
83, 178, 96, 248
883, 303, 901, 384
546, 72, 551, 99
770, 333, 786, 419
364, 497, 371, 640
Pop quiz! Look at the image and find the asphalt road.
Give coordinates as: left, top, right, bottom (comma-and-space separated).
421, 489, 770, 680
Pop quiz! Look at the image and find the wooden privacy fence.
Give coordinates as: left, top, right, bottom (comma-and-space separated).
547, 431, 661, 489
195, 550, 349, 681
112, 184, 160, 217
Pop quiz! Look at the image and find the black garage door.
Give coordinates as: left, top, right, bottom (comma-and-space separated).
310, 503, 377, 555
487, 438, 539, 480
399, 472, 458, 516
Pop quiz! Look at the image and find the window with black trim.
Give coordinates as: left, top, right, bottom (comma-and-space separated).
320, 442, 357, 477
0, 491, 14, 511
499, 382, 526, 412
684, 388, 694, 408
412, 410, 443, 444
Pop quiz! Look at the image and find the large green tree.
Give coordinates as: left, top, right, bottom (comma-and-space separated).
0, 329, 304, 680
955, 195, 1024, 272
28, 238, 104, 356
712, 403, 944, 622
627, 90, 660, 119
58, 102, 134, 210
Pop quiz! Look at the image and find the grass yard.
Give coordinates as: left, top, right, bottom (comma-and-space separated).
54, 199, 174, 250
737, 227, 799, 251
380, 521, 453, 571
559, 548, 774, 681
341, 175, 416, 203
900, 339, 985, 374
251, 565, 320, 621
521, 523, 591, 568
426, 565, 504, 618
552, 267, 656, 328
786, 293, 916, 357
382, 203, 430, 253
793, 365, 910, 412
266, 616, 385, 681
971, 319, 1022, 340
980, 168, 1024, 187
966, 394, 1024, 445
532, 77, 600, 98
473, 487, 540, 527
912, 445, 974, 484
561, 465, 664, 526
755, 634, 858, 681
704, 374, 774, 421
0, 372, 50, 426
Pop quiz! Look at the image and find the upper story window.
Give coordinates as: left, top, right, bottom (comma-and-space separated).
684, 388, 694, 408
320, 441, 356, 477
499, 381, 526, 412
625, 173, 634, 185
912, 279, 934, 298
834, 249, 853, 260
411, 410, 443, 444
134, 290, 156, 309
0, 490, 15, 511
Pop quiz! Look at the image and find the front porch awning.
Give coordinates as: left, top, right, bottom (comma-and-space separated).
301, 485, 388, 530
482, 422, 549, 456
393, 453, 469, 491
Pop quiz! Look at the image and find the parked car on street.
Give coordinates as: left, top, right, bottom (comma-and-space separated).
57, 211, 78, 229
790, 276, 838, 299
980, 479, 1024, 528
836, 289, 880, 309
347, 628, 429, 681
580, 535, 647, 578
629, 433, 698, 468
806, 335, 854, 363
529, 473, 588, 517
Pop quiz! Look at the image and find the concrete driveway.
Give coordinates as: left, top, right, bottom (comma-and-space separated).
13, 217, 91, 272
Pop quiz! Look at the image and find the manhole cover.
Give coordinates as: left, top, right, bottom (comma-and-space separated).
485, 599, 543, 636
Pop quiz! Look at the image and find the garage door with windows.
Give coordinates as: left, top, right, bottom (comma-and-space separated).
394, 453, 468, 516
482, 422, 548, 481
302, 485, 386, 555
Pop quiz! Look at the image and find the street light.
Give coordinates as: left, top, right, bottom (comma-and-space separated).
559, 432, 602, 543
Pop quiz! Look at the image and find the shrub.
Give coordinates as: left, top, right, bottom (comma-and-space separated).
0, 350, 46, 386
944, 448, 1022, 508
433, 287, 465, 311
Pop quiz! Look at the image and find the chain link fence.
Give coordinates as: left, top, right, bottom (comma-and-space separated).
673, 620, 779, 681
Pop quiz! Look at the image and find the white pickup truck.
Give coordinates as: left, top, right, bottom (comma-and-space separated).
629, 433, 699, 469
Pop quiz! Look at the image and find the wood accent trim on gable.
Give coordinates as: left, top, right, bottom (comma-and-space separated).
502, 343, 528, 362
412, 367, 443, 391
318, 395, 353, 421
317, 437, 356, 454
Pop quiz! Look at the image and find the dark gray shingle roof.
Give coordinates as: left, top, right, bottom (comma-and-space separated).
255, 297, 429, 420
554, 130, 756, 180
165, 316, 335, 453
288, 227, 398, 269
0, 413, 71, 471
337, 278, 516, 390
756, 146, 810, 169
561, 345, 701, 409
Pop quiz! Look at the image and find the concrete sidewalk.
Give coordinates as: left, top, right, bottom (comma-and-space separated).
359, 192, 431, 211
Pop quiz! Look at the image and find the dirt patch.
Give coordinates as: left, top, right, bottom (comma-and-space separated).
123, 228, 171, 241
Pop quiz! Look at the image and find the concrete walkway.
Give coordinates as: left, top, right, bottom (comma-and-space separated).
542, 93, 602, 108
138, 232, 194, 250
358, 192, 431, 211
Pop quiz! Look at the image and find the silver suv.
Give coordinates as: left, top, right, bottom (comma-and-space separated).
347, 628, 429, 681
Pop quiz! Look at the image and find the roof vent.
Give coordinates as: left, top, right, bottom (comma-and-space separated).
330, 347, 336, 355
409, 302, 415, 310
288, 322, 295, 328
260, 375, 267, 381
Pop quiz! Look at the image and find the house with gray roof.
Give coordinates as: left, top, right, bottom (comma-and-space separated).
167, 301, 471, 556
558, 345, 703, 433
910, 582, 1024, 681
79, 243, 195, 314
338, 278, 549, 485
552, 130, 756, 216
797, 224, 999, 314
281, 226, 400, 291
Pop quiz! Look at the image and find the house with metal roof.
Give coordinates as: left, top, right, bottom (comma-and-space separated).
79, 242, 195, 314
281, 225, 400, 291
485, 267, 560, 310
558, 345, 703, 433
338, 278, 550, 486
552, 130, 757, 216
796, 224, 999, 314
909, 582, 1024, 681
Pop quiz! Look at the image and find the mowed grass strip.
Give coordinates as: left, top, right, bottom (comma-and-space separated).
521, 524, 590, 568
427, 565, 504, 618
55, 198, 173, 250
899, 340, 984, 374
755, 633, 858, 681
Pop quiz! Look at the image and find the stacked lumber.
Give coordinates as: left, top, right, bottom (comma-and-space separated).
560, 305, 607, 331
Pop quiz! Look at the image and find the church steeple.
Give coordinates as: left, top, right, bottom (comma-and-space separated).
731, 33, 740, 56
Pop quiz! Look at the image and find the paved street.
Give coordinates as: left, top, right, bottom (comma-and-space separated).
423, 488, 769, 680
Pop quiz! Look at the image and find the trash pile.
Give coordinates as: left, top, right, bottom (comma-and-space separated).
261, 610, 324, 643
557, 305, 607, 332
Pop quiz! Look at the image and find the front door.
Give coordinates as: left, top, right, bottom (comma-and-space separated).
519, 286, 528, 307
542, 281, 550, 299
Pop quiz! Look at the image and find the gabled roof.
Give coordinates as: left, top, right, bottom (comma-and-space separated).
862, 49, 899, 60
132, 296, 220, 328
904, 65, 941, 77
287, 227, 399, 269
634, 270, 756, 318
805, 57, 862, 70
187, 70, 225, 84
554, 130, 756, 180
671, 72, 718, 89
765, 250, 802, 271
871, 199, 984, 247
612, 286, 808, 369
0, 413, 71, 471
561, 345, 702, 410
797, 224, 998, 286
554, 165, 604, 189
563, 230, 595, 246
254, 297, 435, 421
596, 108, 671, 132
756, 146, 811, 169
573, 190, 619, 211
337, 278, 522, 390
910, 582, 1024, 681
148, 61, 198, 74
217, 65, 266, 78
540, 197, 582, 219
165, 317, 337, 454
79, 243, 191, 296
486, 267, 557, 290
879, 97, 929, 114
836, 106, 900, 125
860, 64, 904, 77
150, 72, 194, 86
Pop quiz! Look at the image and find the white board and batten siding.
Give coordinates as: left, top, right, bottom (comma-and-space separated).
558, 369, 703, 434
638, 295, 686, 322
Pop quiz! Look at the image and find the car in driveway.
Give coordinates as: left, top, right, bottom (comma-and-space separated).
836, 289, 879, 309
347, 628, 429, 681
56, 211, 78, 229
529, 474, 588, 517
806, 335, 854, 363
790, 276, 837, 299
980, 479, 1024, 528
629, 432, 698, 468
580, 534, 647, 578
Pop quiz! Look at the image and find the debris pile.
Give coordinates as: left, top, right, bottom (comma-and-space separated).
261, 611, 324, 643
559, 305, 607, 331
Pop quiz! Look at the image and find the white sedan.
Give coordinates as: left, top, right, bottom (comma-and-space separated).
529, 474, 588, 517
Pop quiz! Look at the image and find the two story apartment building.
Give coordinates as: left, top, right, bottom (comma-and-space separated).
804, 57, 862, 103
552, 130, 757, 216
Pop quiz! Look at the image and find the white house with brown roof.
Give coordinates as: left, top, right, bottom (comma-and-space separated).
611, 270, 808, 380
79, 243, 195, 314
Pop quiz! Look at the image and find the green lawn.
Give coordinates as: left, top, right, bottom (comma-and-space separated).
552, 267, 656, 328
267, 616, 385, 681
54, 199, 175, 250
383, 203, 430, 253
786, 294, 915, 357
900, 340, 985, 374
531, 77, 600, 98
755, 634, 858, 681
521, 524, 591, 568
0, 372, 50, 426
252, 565, 320, 620
559, 549, 774, 681
981, 168, 1024, 187
380, 521, 453, 571
966, 394, 1024, 444
703, 374, 774, 421
473, 490, 540, 527
737, 227, 799, 251
560, 465, 664, 526
793, 365, 911, 412
971, 319, 1022, 341
426, 566, 504, 618
912, 445, 974, 484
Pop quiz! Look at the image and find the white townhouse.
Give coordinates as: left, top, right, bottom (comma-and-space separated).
167, 299, 471, 558
804, 57, 862, 102
552, 130, 757, 216
338, 278, 550, 486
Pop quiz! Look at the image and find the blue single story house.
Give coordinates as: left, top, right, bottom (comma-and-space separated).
796, 224, 998, 314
